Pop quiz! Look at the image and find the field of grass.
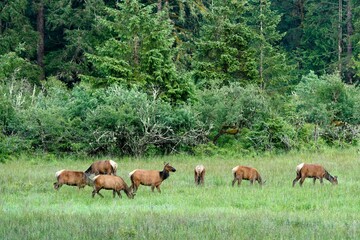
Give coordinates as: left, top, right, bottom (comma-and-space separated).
1, 148, 360, 239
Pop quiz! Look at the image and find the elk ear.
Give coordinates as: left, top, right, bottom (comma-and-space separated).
164, 162, 169, 166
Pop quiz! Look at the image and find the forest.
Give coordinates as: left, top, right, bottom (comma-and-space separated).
0, 0, 359, 158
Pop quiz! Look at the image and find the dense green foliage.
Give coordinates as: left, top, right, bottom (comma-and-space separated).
1, 149, 359, 239
0, 0, 359, 158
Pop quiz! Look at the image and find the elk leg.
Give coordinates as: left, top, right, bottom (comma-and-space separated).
320, 178, 324, 185
232, 178, 237, 187
92, 188, 104, 198
156, 185, 161, 193
92, 189, 96, 198
313, 178, 316, 185
292, 174, 301, 187
299, 177, 305, 186
238, 177, 242, 186
53, 182, 62, 190
94, 187, 104, 198
151, 185, 155, 192
132, 183, 138, 193
97, 191, 104, 198
117, 191, 122, 198
113, 190, 116, 198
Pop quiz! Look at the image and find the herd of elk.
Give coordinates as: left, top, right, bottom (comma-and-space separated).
54, 160, 338, 199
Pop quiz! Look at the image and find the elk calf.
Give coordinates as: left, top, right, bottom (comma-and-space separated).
232, 166, 264, 186
92, 175, 134, 199
194, 165, 205, 185
292, 163, 338, 187
54, 170, 92, 190
129, 163, 176, 193
85, 160, 118, 176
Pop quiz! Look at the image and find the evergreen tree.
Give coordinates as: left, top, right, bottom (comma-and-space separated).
298, 1, 340, 75
246, 0, 296, 92
192, 0, 258, 89
0, 0, 38, 58
351, 0, 360, 83
83, 0, 192, 103
45, 0, 109, 87
0, 0, 41, 84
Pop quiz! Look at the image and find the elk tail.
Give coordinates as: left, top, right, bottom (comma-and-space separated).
55, 169, 65, 178
232, 166, 239, 174
109, 160, 118, 175
129, 169, 137, 177
296, 163, 305, 173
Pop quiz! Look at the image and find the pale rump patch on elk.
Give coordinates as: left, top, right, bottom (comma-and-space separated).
129, 163, 176, 193
232, 165, 264, 186
85, 160, 118, 176
194, 165, 205, 185
292, 163, 338, 187
54, 169, 92, 190
92, 175, 134, 199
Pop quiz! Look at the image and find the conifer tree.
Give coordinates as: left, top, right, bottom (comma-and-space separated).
246, 0, 295, 92
83, 0, 192, 103
192, 0, 258, 89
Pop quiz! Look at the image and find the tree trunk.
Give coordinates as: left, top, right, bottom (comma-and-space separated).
259, 0, 264, 89
133, 35, 139, 65
346, 0, 353, 84
338, 0, 343, 75
157, 0, 162, 12
297, 0, 305, 26
36, 0, 45, 80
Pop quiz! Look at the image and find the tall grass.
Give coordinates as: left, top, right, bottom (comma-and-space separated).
1, 149, 359, 239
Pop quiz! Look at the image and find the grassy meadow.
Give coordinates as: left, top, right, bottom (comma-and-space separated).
0, 148, 360, 239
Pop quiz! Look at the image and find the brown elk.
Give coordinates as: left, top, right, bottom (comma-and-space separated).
92, 175, 134, 199
53, 170, 92, 190
129, 163, 176, 193
85, 160, 118, 176
292, 163, 338, 187
232, 166, 264, 186
194, 165, 205, 185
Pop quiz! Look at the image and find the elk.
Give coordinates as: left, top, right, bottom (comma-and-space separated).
92, 175, 134, 199
292, 163, 338, 187
85, 160, 118, 176
53, 170, 92, 190
129, 162, 176, 193
194, 164, 205, 185
232, 165, 264, 186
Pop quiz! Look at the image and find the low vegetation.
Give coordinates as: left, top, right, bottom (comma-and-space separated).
0, 148, 359, 239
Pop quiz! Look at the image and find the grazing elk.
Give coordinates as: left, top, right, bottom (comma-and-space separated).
53, 170, 92, 190
92, 175, 134, 199
129, 162, 176, 193
232, 165, 264, 186
292, 163, 338, 187
85, 160, 118, 176
194, 165, 205, 185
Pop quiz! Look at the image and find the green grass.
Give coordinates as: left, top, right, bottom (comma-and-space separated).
1, 149, 360, 239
